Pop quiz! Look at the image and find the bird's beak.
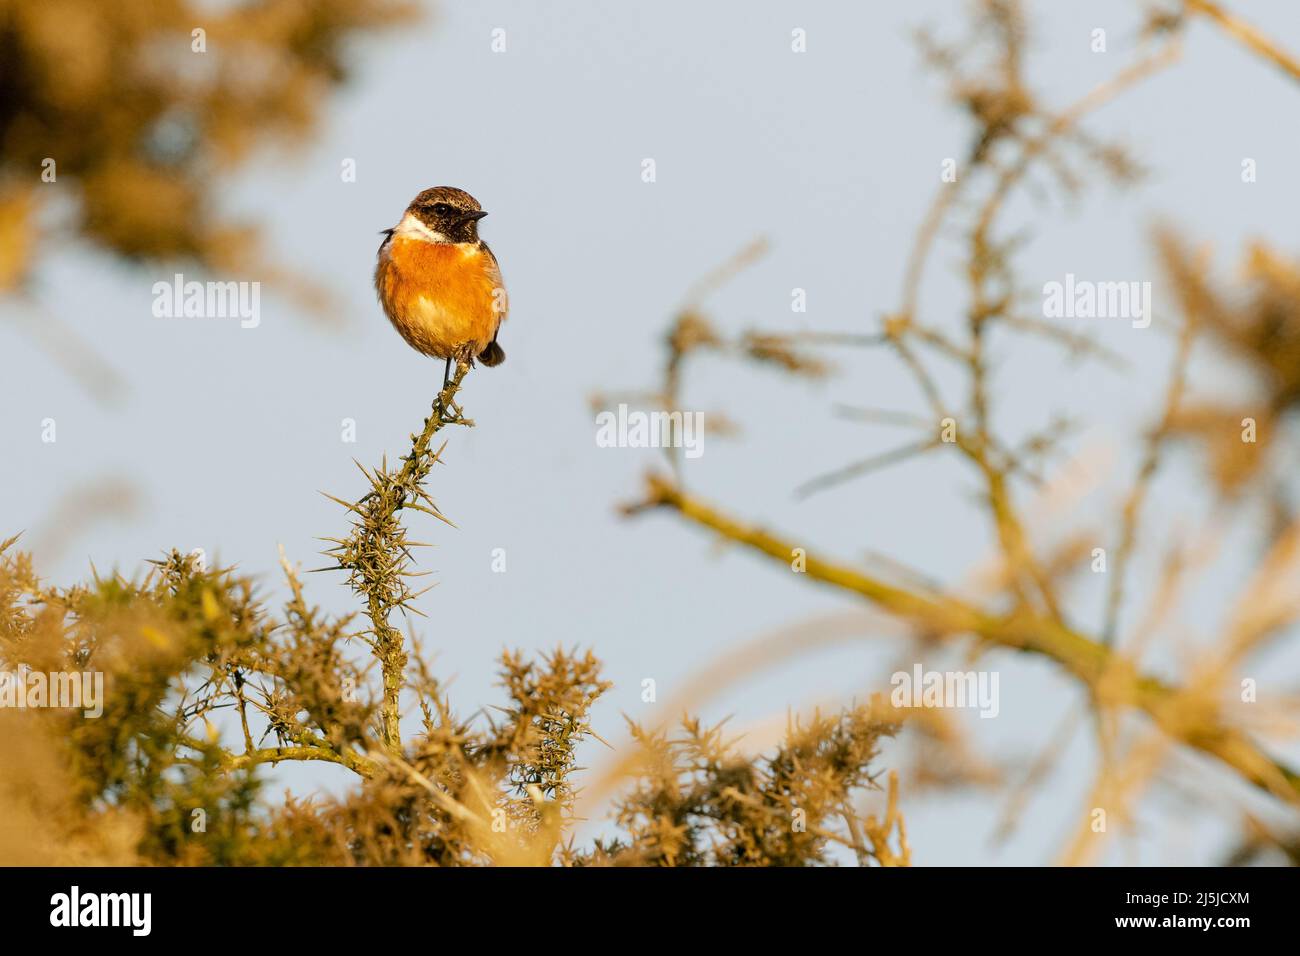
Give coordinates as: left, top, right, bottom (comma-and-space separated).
461, 210, 488, 222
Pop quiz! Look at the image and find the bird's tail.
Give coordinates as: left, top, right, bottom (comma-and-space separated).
478, 339, 505, 367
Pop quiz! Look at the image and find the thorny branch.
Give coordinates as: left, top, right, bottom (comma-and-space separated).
324, 357, 475, 752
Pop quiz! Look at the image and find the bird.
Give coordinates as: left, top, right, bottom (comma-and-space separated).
374, 186, 507, 385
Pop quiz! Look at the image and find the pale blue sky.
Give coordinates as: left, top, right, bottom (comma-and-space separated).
3, 0, 1299, 864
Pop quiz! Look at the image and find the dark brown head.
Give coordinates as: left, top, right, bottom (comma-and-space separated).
405, 186, 488, 243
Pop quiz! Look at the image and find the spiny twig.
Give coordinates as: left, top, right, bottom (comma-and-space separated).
325, 357, 476, 751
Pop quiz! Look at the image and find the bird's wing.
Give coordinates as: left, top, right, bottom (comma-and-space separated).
480, 240, 508, 324
376, 228, 395, 258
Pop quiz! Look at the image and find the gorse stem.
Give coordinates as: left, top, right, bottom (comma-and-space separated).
325, 357, 475, 752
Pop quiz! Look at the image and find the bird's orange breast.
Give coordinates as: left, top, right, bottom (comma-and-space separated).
375, 238, 505, 359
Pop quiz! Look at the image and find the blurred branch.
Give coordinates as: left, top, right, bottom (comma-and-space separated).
625, 472, 1300, 807
1185, 0, 1300, 83
1102, 289, 1198, 645
4, 296, 128, 405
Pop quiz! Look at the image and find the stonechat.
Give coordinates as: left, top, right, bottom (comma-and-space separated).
374, 186, 507, 383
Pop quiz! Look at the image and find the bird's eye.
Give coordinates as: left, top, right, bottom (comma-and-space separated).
431, 203, 454, 216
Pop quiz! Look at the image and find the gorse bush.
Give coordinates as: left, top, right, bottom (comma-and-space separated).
0, 0, 907, 869
0, 362, 907, 867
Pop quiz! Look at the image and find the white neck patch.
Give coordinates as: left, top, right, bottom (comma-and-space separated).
392, 211, 450, 244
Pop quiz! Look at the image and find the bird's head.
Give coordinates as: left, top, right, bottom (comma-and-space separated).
406, 186, 488, 243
